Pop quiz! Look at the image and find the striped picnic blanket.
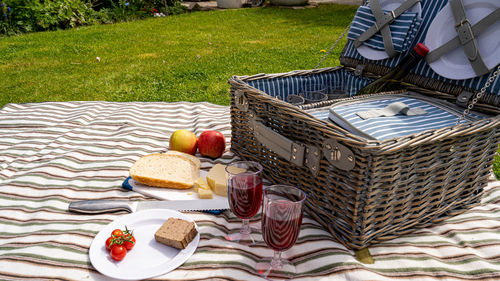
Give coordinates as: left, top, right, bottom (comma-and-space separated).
0, 101, 499, 280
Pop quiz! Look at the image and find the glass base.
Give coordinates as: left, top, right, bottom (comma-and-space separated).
256, 256, 295, 278
225, 228, 260, 245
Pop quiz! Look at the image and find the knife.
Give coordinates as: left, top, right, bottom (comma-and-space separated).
68, 198, 229, 214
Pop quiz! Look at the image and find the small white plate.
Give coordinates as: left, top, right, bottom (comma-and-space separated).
425, 0, 500, 79
357, 0, 422, 60
89, 209, 200, 280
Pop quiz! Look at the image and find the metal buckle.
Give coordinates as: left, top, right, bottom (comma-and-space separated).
454, 18, 474, 45
390, 10, 396, 23
375, 10, 396, 31
455, 18, 471, 28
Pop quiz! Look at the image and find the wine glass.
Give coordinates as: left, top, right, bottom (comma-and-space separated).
225, 161, 263, 244
256, 185, 306, 278
303, 83, 327, 104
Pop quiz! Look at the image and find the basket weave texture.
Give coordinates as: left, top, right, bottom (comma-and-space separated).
228, 66, 500, 250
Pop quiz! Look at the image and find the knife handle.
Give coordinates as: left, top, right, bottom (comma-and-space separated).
68, 200, 133, 214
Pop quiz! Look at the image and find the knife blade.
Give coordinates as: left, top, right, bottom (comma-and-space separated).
68, 198, 229, 214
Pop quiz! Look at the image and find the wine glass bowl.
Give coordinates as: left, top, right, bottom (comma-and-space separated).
257, 185, 306, 278
285, 94, 305, 106
225, 161, 263, 244
303, 83, 328, 104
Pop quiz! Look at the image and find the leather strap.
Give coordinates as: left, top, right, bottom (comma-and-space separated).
356, 101, 427, 120
370, 0, 397, 58
451, 0, 489, 76
250, 115, 321, 175
426, 7, 500, 76
354, 0, 421, 58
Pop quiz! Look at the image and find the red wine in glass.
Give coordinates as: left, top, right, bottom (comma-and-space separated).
228, 178, 263, 219
257, 185, 306, 278
225, 161, 263, 244
262, 212, 303, 252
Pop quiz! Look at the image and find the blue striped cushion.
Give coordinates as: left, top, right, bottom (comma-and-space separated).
328, 97, 473, 141
342, 0, 500, 96
347, 5, 422, 53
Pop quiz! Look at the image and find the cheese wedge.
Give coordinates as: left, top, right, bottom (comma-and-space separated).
206, 164, 246, 196
198, 187, 214, 199
193, 177, 210, 192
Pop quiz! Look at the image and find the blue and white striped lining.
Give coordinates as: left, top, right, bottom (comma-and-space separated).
347, 5, 422, 53
328, 97, 473, 141
342, 0, 500, 96
246, 68, 374, 101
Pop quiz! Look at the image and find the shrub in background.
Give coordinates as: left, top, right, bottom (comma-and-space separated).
0, 0, 186, 36
1, 2, 17, 35
109, 0, 146, 21
0, 0, 99, 33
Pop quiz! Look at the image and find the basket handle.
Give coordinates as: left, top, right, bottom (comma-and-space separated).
250, 116, 321, 176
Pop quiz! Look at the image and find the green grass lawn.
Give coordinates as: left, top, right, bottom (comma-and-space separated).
0, 4, 356, 107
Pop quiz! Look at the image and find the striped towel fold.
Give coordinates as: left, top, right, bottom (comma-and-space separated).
347, 5, 422, 54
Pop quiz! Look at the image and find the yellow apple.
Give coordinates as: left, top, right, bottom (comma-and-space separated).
169, 129, 198, 155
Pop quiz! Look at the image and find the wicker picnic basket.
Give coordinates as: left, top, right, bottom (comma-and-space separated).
228, 0, 500, 250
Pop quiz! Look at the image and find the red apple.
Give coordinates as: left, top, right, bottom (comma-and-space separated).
169, 129, 198, 155
198, 130, 226, 158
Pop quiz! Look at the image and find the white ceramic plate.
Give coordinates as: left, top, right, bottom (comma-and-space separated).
424, 0, 500, 79
89, 209, 200, 280
357, 0, 422, 60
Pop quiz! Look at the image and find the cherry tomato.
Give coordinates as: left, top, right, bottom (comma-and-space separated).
111, 229, 123, 237
105, 236, 115, 251
123, 234, 136, 250
110, 245, 127, 261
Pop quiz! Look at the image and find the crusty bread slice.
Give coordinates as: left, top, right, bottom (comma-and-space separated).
163, 151, 201, 171
129, 152, 201, 189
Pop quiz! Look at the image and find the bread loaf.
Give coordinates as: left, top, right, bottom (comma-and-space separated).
129, 151, 201, 189
154, 218, 198, 249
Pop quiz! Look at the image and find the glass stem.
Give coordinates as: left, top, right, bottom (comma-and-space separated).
240, 219, 251, 235
270, 250, 283, 269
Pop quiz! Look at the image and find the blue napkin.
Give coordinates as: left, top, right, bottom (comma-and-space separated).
121, 176, 224, 215
347, 5, 422, 53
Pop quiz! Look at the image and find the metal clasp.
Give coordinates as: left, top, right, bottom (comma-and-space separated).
322, 139, 355, 171
354, 64, 365, 77
234, 90, 249, 112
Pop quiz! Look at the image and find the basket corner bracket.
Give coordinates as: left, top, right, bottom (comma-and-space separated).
234, 89, 249, 112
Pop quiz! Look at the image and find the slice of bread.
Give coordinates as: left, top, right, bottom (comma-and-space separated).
129, 151, 201, 189
154, 218, 198, 249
